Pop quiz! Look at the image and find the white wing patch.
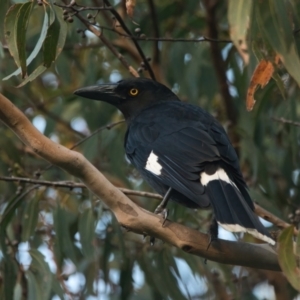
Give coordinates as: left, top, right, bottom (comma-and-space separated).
200, 168, 232, 186
145, 151, 162, 175
218, 222, 275, 245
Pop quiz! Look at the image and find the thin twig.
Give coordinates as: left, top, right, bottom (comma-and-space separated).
147, 0, 160, 64
96, 23, 232, 42
203, 0, 240, 157
103, 0, 156, 80
41, 119, 124, 172
254, 203, 299, 236
0, 175, 162, 199
203, 0, 237, 126
75, 12, 139, 77
0, 175, 295, 235
271, 117, 300, 127
3, 85, 86, 138
54, 3, 113, 11
70, 120, 124, 149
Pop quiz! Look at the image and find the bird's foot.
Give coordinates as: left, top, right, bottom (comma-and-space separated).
206, 233, 218, 251
204, 218, 219, 264
148, 207, 169, 245
154, 205, 169, 226
204, 234, 218, 264
146, 187, 172, 246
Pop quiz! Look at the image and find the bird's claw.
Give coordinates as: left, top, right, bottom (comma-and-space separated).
148, 207, 169, 246
206, 233, 218, 251
154, 206, 169, 226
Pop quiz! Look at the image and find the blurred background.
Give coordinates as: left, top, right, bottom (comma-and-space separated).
0, 0, 300, 299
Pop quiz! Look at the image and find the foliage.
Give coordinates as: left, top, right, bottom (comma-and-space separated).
0, 0, 300, 299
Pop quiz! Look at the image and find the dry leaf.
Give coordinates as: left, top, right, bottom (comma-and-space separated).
246, 59, 274, 111
126, 0, 136, 18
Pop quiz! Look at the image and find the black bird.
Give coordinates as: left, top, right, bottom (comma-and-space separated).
75, 78, 275, 245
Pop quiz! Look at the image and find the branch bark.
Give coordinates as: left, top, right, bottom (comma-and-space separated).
0, 92, 280, 271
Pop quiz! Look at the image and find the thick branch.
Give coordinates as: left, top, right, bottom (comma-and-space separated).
0, 92, 280, 271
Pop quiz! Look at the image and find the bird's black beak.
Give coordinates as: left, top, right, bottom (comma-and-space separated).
74, 84, 124, 105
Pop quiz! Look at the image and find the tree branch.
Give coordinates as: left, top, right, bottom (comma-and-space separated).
103, 0, 156, 80
147, 0, 160, 64
0, 175, 296, 237
203, 0, 238, 126
0, 92, 280, 271
75, 13, 139, 78
271, 117, 300, 127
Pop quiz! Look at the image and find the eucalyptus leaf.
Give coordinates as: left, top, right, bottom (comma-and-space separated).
43, 6, 67, 67
278, 226, 300, 292
3, 256, 18, 300
28, 249, 52, 299
53, 203, 77, 264
3, 10, 49, 80
79, 206, 95, 257
21, 191, 40, 241
228, 0, 252, 64
256, 0, 300, 86
4, 4, 23, 67
0, 0, 9, 41
296, 229, 300, 257
15, 1, 34, 78
16, 64, 46, 87
13, 282, 22, 300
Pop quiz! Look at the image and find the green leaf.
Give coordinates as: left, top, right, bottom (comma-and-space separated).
3, 255, 18, 300
4, 4, 23, 67
53, 203, 77, 265
296, 228, 300, 257
16, 5, 67, 87
26, 270, 41, 300
16, 65, 46, 88
43, 6, 67, 67
27, 249, 52, 299
51, 274, 64, 299
79, 206, 95, 257
255, 0, 300, 87
0, 186, 38, 231
3, 10, 49, 80
15, 1, 34, 78
0, 0, 10, 41
278, 226, 300, 292
21, 191, 40, 241
228, 0, 252, 62
13, 283, 22, 300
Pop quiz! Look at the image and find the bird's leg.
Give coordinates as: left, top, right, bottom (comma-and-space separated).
204, 217, 219, 264
154, 187, 172, 226
207, 217, 218, 250
149, 187, 172, 245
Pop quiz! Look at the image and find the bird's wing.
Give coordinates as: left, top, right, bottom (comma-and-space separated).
125, 112, 238, 207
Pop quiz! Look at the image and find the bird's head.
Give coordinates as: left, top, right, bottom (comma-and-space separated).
74, 78, 178, 121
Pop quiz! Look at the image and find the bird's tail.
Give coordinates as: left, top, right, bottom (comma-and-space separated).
201, 168, 275, 245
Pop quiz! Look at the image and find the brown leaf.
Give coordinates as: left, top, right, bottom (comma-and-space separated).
126, 0, 136, 18
246, 59, 274, 111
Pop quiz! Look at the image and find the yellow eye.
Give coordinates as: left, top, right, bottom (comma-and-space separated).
129, 88, 139, 96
